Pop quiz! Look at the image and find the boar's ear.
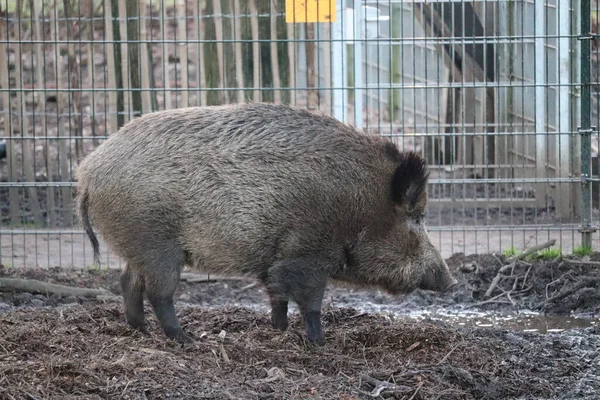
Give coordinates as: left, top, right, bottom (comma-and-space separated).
391, 152, 430, 208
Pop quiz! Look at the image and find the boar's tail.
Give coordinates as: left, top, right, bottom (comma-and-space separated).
79, 188, 100, 265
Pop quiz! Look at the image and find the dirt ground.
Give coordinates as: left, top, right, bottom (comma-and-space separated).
1, 254, 600, 399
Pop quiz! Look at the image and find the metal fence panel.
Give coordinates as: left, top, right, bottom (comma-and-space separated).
0, 0, 597, 269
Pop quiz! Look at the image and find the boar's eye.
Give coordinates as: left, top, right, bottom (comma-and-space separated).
414, 212, 426, 225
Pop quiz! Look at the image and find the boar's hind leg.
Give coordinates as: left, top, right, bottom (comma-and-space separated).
267, 290, 289, 331
267, 257, 328, 346
120, 264, 146, 333
260, 271, 289, 331
143, 248, 192, 343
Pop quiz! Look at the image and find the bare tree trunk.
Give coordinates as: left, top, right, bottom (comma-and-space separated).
139, 0, 153, 113
15, 0, 42, 224
63, 0, 84, 162
287, 23, 296, 105
249, 0, 260, 102
270, 0, 281, 104
195, 0, 207, 106
104, 0, 119, 132
231, 0, 244, 103
51, 0, 73, 226
176, 0, 189, 107
126, 0, 142, 117
212, 0, 226, 103
306, 23, 318, 109
0, 7, 20, 225
82, 0, 99, 149
32, 0, 56, 227
160, 0, 172, 109
117, 0, 131, 122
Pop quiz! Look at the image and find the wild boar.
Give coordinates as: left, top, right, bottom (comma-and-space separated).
75, 102, 457, 345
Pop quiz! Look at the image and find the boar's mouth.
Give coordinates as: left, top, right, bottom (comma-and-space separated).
441, 278, 459, 292
379, 280, 418, 296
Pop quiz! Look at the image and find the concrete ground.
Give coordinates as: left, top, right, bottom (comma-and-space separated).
0, 228, 593, 270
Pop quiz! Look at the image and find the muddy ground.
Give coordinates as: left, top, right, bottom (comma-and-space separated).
1, 253, 600, 399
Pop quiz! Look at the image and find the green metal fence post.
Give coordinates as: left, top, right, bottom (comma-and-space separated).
579, 0, 595, 248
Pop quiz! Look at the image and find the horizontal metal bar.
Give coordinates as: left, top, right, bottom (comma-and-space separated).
0, 230, 87, 235
0, 82, 582, 93
427, 224, 600, 232
0, 177, 588, 189
372, 38, 539, 46
426, 199, 537, 209
391, 122, 538, 129
381, 131, 579, 137
0, 136, 110, 141
428, 164, 536, 170
0, 111, 125, 118
3, 13, 287, 24
0, 182, 76, 188
0, 130, 584, 141
0, 159, 538, 171
429, 178, 583, 185
364, 0, 521, 4
2, 224, 596, 236
0, 34, 582, 45
363, 82, 581, 90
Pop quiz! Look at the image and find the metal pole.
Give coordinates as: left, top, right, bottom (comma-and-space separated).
557, 0, 571, 220
579, 0, 594, 248
353, 2, 363, 129
332, 0, 347, 123
534, 0, 547, 209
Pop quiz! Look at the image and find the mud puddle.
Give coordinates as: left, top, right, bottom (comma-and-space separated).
400, 308, 597, 333
319, 297, 598, 334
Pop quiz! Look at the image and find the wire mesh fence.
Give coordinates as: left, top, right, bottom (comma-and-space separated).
0, 0, 598, 269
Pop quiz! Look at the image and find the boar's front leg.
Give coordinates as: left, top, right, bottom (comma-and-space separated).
267, 257, 329, 346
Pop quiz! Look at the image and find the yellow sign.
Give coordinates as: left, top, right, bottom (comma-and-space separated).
285, 0, 336, 23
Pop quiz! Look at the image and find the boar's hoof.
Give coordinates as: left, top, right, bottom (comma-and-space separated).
271, 309, 289, 331
272, 316, 289, 331
308, 332, 325, 347
164, 328, 193, 344
133, 324, 150, 336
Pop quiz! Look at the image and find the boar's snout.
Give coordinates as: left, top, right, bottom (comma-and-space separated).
419, 260, 458, 293
441, 275, 459, 293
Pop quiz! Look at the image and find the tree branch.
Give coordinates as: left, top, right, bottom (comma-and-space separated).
0, 278, 112, 298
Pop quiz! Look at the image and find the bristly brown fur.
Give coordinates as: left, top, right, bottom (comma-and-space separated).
75, 102, 454, 344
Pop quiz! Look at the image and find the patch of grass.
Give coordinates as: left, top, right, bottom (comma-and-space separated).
573, 245, 594, 257
529, 248, 562, 260
1, 262, 13, 268
84, 263, 106, 274
503, 247, 518, 258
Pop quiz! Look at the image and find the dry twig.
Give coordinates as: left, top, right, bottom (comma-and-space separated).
180, 273, 251, 283
438, 342, 462, 365
484, 240, 557, 299
508, 240, 556, 262
360, 374, 412, 397
0, 278, 112, 298
563, 258, 600, 267
542, 277, 600, 306
467, 292, 512, 308
484, 263, 515, 298
408, 382, 424, 400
